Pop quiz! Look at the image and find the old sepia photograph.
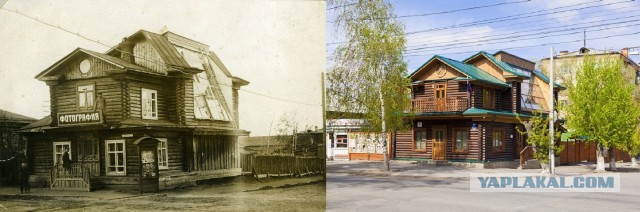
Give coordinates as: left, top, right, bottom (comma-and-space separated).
0, 0, 326, 211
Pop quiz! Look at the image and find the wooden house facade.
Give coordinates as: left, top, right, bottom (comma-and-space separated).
20, 30, 249, 191
394, 51, 564, 167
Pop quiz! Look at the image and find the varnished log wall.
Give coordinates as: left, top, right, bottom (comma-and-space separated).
395, 120, 479, 160
413, 80, 468, 100
481, 122, 517, 161
395, 121, 518, 161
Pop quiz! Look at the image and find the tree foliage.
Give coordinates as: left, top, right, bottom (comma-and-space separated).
565, 55, 639, 170
327, 0, 410, 133
517, 111, 563, 166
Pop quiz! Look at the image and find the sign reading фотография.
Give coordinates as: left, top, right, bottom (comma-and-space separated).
57, 111, 102, 126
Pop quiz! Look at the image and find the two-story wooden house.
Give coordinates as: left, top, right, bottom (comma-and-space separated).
20, 30, 250, 191
394, 51, 563, 168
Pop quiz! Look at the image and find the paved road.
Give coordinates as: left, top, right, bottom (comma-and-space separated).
327, 161, 640, 212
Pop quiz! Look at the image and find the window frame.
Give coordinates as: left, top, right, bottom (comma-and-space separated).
77, 83, 95, 111
141, 88, 158, 120
453, 128, 470, 154
335, 135, 348, 149
105, 140, 126, 176
412, 129, 427, 152
492, 128, 505, 153
482, 88, 495, 110
157, 138, 169, 170
53, 141, 71, 165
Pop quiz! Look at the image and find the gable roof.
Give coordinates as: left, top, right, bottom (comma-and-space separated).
0, 109, 36, 124
208, 51, 233, 77
410, 55, 510, 88
35, 48, 161, 80
106, 30, 190, 68
493, 50, 536, 67
532, 70, 566, 90
464, 51, 530, 78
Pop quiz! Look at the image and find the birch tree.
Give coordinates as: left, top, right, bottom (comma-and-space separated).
566, 56, 638, 171
517, 111, 563, 173
328, 0, 409, 171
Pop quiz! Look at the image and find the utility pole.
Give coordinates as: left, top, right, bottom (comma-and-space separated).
549, 47, 555, 175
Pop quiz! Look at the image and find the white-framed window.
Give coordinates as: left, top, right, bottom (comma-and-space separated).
53, 141, 71, 165
157, 138, 168, 170
105, 140, 126, 175
141, 88, 158, 119
78, 84, 95, 110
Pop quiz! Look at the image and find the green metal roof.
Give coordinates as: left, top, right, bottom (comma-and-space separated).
409, 55, 510, 88
532, 70, 567, 90
462, 108, 532, 118
463, 51, 531, 78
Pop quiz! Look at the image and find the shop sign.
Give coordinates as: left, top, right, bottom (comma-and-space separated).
57, 111, 102, 126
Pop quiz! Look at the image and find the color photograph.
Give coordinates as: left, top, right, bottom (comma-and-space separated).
326, 0, 640, 211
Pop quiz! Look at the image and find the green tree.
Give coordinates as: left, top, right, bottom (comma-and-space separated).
565, 55, 638, 171
328, 0, 410, 171
517, 111, 563, 173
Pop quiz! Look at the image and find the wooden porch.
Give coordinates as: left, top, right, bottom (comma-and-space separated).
411, 97, 469, 113
50, 164, 92, 191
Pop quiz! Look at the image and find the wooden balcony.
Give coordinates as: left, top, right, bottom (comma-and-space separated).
411, 97, 469, 113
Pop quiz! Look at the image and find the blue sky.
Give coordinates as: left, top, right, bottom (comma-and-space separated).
327, 0, 640, 72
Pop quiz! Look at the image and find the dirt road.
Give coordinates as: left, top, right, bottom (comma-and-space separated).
0, 175, 325, 211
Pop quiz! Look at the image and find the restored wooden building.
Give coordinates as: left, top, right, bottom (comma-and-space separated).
20, 30, 249, 191
394, 51, 563, 167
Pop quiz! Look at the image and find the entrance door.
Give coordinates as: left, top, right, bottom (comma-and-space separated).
78, 139, 100, 176
434, 84, 447, 111
432, 127, 446, 160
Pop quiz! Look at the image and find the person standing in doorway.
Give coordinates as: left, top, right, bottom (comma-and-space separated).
62, 147, 71, 170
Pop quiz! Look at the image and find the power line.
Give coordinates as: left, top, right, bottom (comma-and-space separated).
405, 18, 640, 53
403, 30, 640, 58
405, 4, 640, 47
1, 7, 321, 108
404, 0, 621, 35
327, 0, 531, 22
396, 0, 531, 19
327, 0, 626, 45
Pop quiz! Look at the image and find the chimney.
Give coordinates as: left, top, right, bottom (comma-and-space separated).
622, 47, 629, 58
119, 37, 135, 64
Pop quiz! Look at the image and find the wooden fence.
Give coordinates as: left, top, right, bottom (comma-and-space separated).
50, 164, 91, 191
559, 141, 631, 165
241, 153, 324, 178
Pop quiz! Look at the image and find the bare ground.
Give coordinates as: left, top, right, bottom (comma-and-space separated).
0, 175, 325, 212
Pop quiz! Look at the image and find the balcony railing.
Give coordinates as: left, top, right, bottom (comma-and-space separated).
411, 97, 469, 113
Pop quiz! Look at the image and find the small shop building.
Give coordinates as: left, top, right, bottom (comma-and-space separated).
394, 51, 564, 168
20, 29, 250, 191
326, 111, 391, 161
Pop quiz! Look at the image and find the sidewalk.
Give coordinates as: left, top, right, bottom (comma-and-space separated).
327, 160, 639, 179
